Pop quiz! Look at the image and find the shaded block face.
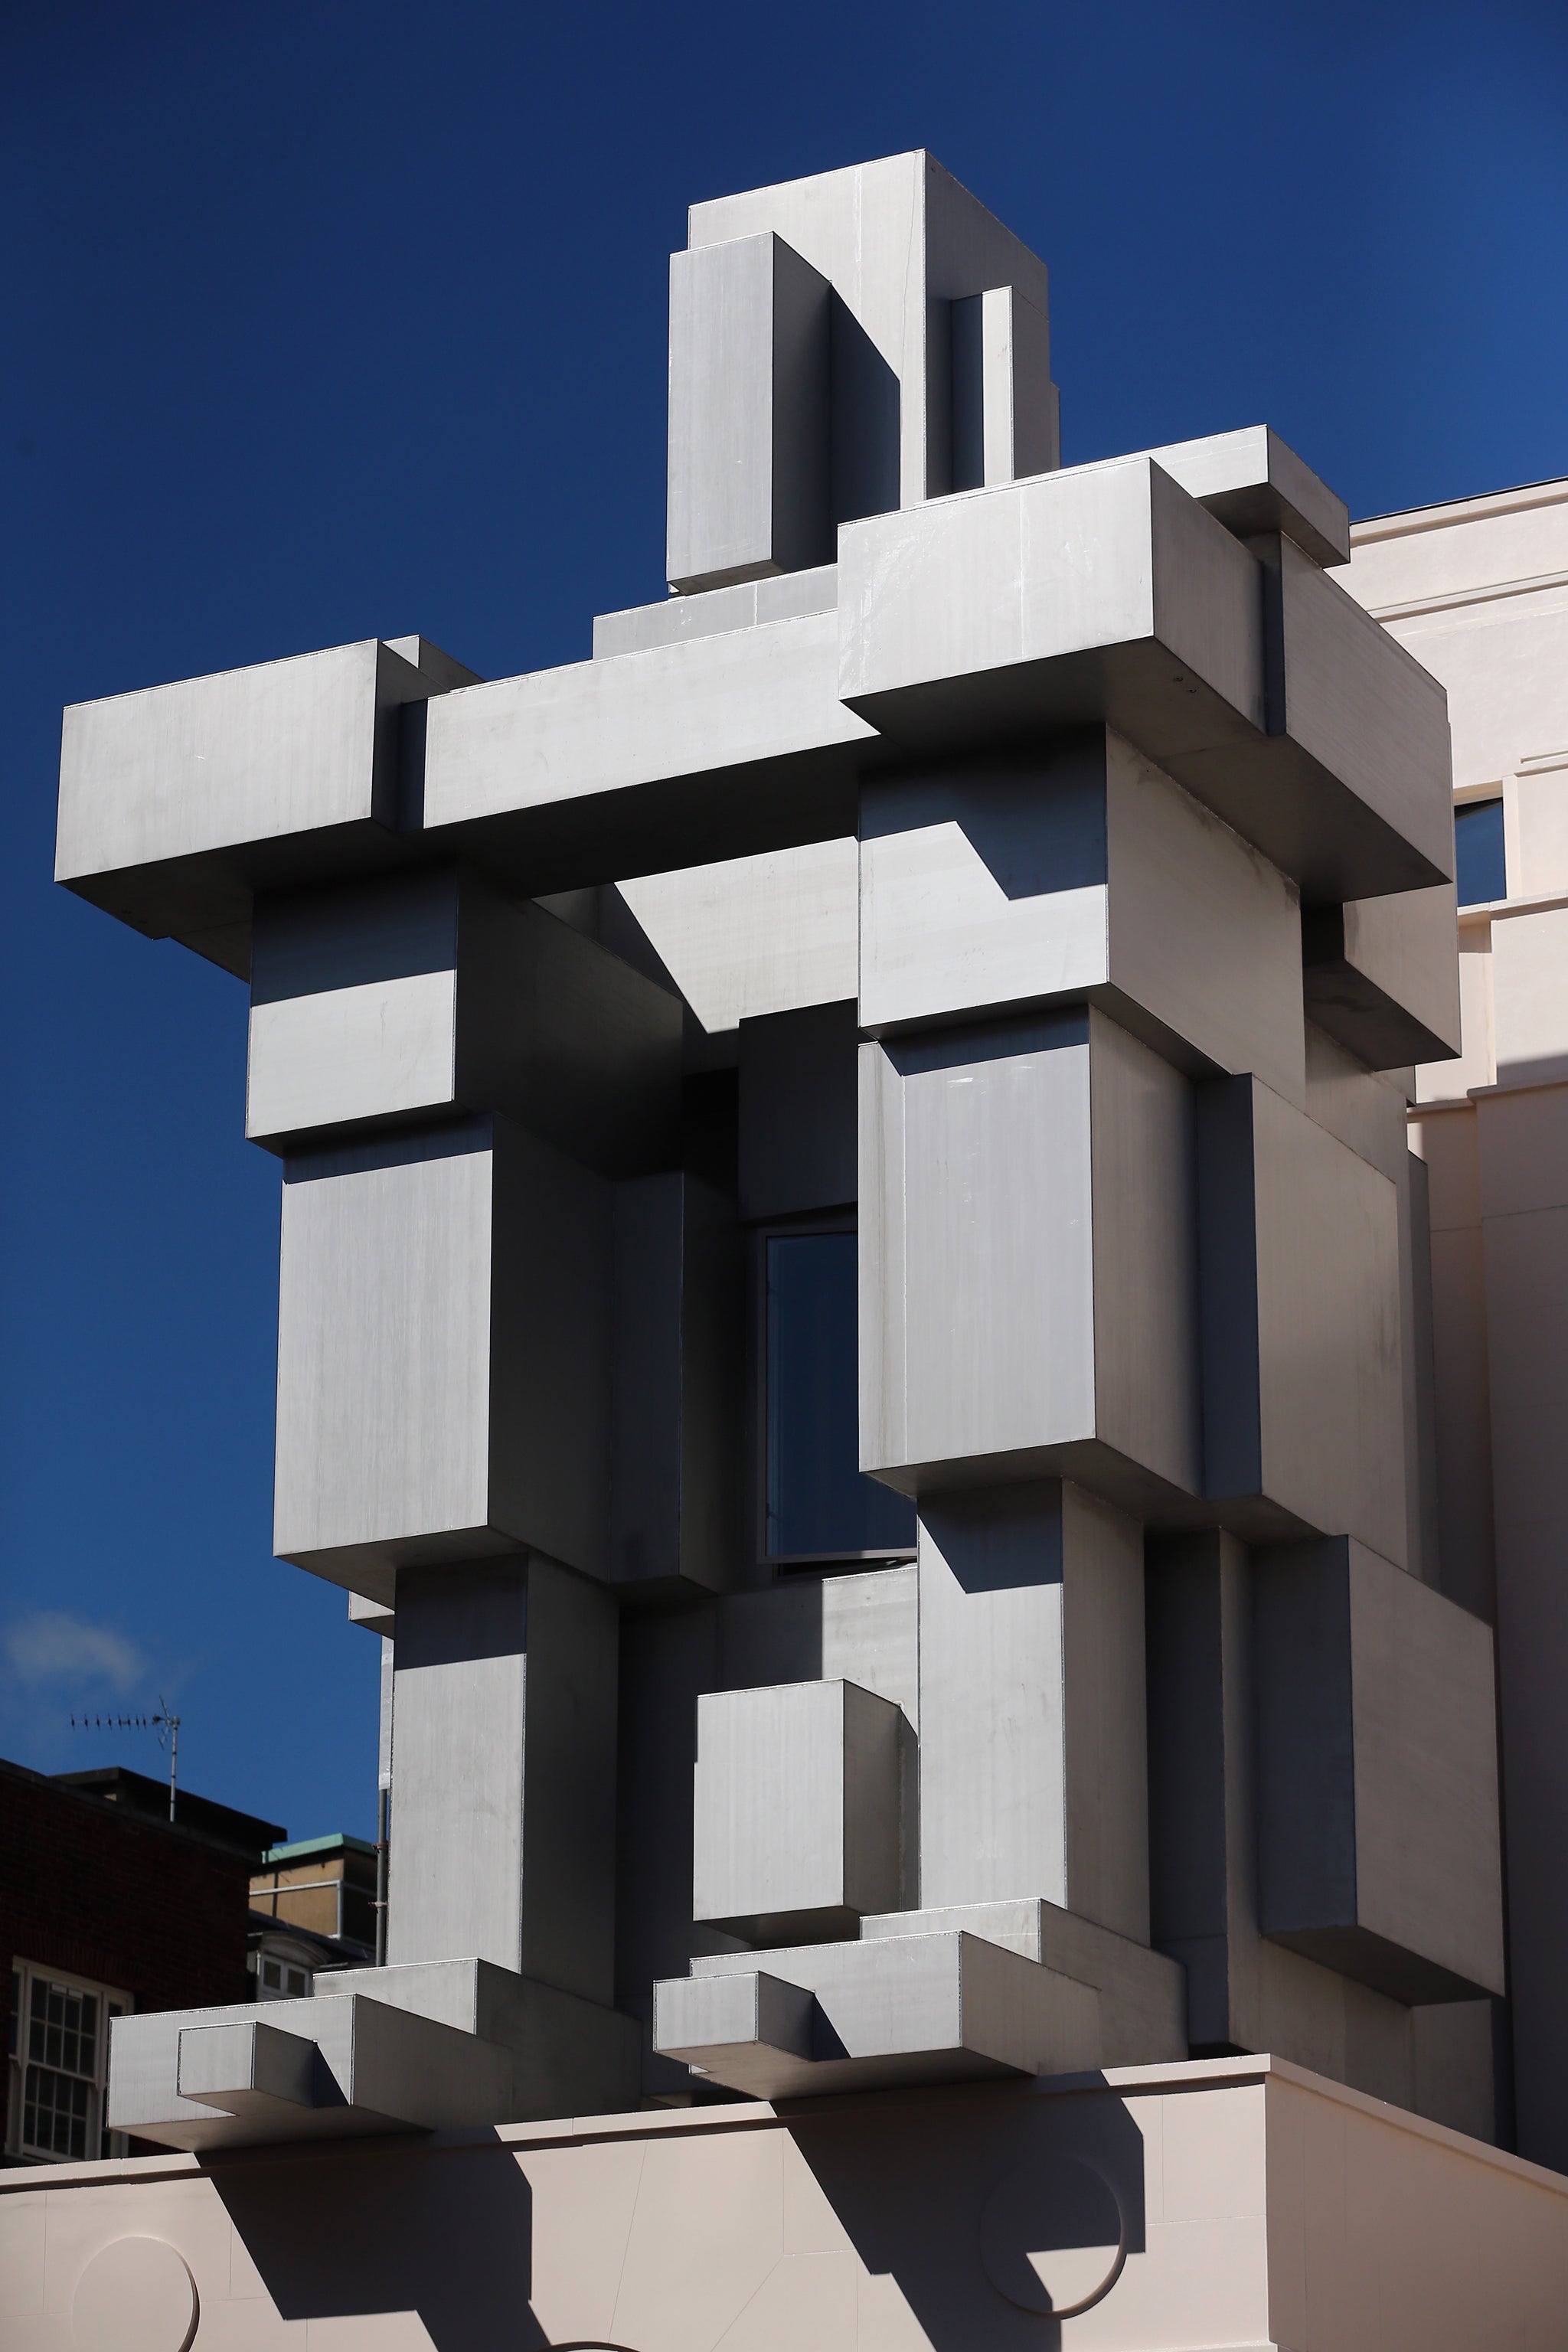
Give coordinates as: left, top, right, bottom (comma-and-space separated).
1254, 1538, 1505, 2003
55, 638, 446, 971
609, 1173, 743, 1592
859, 729, 1305, 1108
693, 1679, 903, 1943
1198, 1075, 1407, 1563
917, 1482, 1148, 1942
841, 463, 1452, 902
861, 1008, 1198, 1508
666, 232, 832, 594
273, 1116, 611, 1596
247, 873, 682, 1170
1302, 880, 1462, 1070
949, 284, 1058, 491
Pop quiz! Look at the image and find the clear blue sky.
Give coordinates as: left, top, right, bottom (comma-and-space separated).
3, 0, 1566, 1842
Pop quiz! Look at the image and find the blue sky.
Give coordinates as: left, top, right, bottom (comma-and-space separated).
3, 0, 1566, 1841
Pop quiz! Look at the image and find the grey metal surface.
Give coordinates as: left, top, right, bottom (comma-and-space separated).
666, 232, 833, 594
593, 565, 837, 659
859, 730, 1306, 1109
658, 1927, 1102, 2096
1147, 423, 1351, 567
950, 285, 1059, 491
274, 1116, 613, 1592
1253, 1535, 1505, 2003
1303, 880, 1462, 1070
248, 872, 682, 1169
738, 999, 858, 1218
109, 1993, 515, 2152
388, 1559, 618, 2001
859, 1897, 1184, 2066
1197, 1075, 1408, 1562
916, 1482, 1148, 1942
861, 1010, 1198, 1508
609, 1173, 743, 1591
693, 1678, 903, 1943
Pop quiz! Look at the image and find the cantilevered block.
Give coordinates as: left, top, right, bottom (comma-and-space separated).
841, 461, 1452, 900
859, 728, 1305, 1106
1174, 531, 1454, 900
839, 455, 1265, 773
109, 1994, 514, 2153
1149, 423, 1350, 567
421, 609, 877, 885
1254, 1537, 1505, 2003
656, 1930, 1102, 2098
694, 1679, 904, 1943
273, 1116, 610, 1593
1302, 880, 1462, 1069
1197, 1076, 1407, 1563
916, 1483, 1149, 1942
246, 870, 681, 1167
861, 1009, 1199, 1508
55, 637, 473, 974
667, 232, 832, 593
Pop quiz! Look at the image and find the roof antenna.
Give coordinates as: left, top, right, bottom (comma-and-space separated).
71, 1697, 182, 1822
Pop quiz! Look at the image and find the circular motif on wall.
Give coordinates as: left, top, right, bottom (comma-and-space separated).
71, 2237, 198, 2352
979, 2152, 1126, 2318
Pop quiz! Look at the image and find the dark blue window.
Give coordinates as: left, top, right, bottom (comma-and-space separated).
1455, 799, 1506, 908
765, 1232, 916, 1560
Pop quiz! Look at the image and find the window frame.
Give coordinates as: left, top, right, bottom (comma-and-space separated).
750, 1212, 917, 1576
5, 1957, 132, 2167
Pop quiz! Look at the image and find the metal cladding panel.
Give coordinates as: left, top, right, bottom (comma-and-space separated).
1198, 1076, 1409, 1565
1150, 423, 1351, 568
861, 1011, 1198, 1500
274, 1122, 497, 1583
57, 639, 403, 882
684, 1928, 1105, 2079
693, 1678, 902, 1943
1275, 538, 1455, 887
274, 1116, 612, 1590
1303, 880, 1463, 1070
667, 232, 832, 593
838, 457, 1266, 765
389, 1560, 619, 2001
247, 969, 459, 1141
1254, 1537, 1506, 2003
916, 1481, 1148, 1942
420, 610, 874, 883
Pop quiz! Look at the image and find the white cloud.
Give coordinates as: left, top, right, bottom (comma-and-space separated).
6, 1612, 149, 1695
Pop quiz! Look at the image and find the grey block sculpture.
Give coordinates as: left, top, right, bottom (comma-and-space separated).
59, 151, 1506, 2150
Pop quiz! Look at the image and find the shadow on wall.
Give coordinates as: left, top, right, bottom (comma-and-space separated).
213, 2135, 546, 2352
789, 2079, 1148, 2348
211, 2079, 1147, 2350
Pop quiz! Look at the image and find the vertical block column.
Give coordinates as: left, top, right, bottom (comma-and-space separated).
388, 1557, 619, 2001
917, 1481, 1148, 1942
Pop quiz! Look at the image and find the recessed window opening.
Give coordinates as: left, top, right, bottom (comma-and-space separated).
764, 1230, 916, 1565
1455, 798, 1506, 908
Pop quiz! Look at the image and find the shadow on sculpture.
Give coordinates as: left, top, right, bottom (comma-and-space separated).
211, 2131, 546, 2352
787, 2076, 1148, 2349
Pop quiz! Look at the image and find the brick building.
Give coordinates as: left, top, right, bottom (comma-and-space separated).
1, 1759, 282, 2163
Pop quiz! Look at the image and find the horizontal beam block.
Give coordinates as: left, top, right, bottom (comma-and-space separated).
658, 1929, 1101, 2099
1303, 881, 1462, 1070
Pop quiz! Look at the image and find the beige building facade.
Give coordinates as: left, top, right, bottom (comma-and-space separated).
1343, 475, 1568, 2174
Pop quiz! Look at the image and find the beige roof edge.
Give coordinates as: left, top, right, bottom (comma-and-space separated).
1353, 474, 1568, 545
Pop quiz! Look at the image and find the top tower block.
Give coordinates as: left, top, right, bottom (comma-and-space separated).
666, 152, 1062, 593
